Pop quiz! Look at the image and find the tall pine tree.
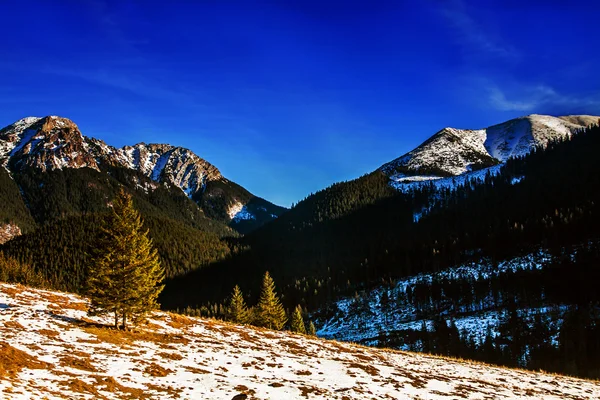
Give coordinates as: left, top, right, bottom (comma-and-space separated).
290, 304, 306, 334
307, 321, 317, 336
227, 285, 249, 324
256, 271, 287, 330
87, 189, 164, 329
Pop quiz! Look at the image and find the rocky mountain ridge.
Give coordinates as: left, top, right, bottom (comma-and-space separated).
380, 114, 599, 182
0, 116, 285, 231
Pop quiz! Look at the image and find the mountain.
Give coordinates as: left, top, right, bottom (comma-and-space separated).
0, 116, 286, 234
1, 282, 598, 400
380, 114, 599, 182
161, 122, 600, 378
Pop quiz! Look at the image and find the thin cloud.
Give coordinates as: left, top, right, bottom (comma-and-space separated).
487, 84, 600, 113
439, 0, 518, 60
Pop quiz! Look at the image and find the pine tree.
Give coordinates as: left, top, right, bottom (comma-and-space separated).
307, 321, 317, 336
256, 271, 287, 330
290, 305, 306, 334
87, 189, 164, 329
227, 285, 249, 324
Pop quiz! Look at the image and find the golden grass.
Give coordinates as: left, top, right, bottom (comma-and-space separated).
59, 354, 98, 372
144, 362, 173, 377
0, 341, 49, 378
82, 325, 190, 347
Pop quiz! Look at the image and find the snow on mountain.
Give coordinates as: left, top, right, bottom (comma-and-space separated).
1, 283, 598, 399
380, 114, 599, 183
315, 250, 557, 347
0, 117, 222, 197
228, 202, 256, 222
0, 116, 279, 224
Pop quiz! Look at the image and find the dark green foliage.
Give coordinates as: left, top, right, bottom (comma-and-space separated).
226, 285, 249, 324
196, 178, 286, 231
290, 305, 306, 334
1, 213, 230, 293
88, 190, 164, 329
0, 251, 47, 287
307, 321, 316, 336
165, 125, 600, 315
229, 196, 287, 234
13, 166, 236, 237
0, 168, 36, 232
163, 124, 600, 378
256, 271, 287, 330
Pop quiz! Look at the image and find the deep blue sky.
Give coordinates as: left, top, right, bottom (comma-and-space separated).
1, 0, 599, 206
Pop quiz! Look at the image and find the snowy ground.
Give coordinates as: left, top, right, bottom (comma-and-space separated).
1, 284, 598, 399
316, 250, 557, 346
0, 284, 600, 399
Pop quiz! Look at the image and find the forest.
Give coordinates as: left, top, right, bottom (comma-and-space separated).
2, 124, 600, 378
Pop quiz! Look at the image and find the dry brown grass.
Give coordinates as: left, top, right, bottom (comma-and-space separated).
298, 385, 327, 398
38, 328, 60, 338
346, 362, 379, 377
59, 354, 98, 372
3, 320, 24, 330
82, 325, 190, 347
296, 370, 312, 376
92, 375, 150, 399
59, 378, 106, 399
0, 284, 25, 297
184, 365, 210, 374
144, 362, 173, 377
165, 312, 197, 330
44, 293, 87, 311
0, 341, 49, 378
157, 351, 184, 361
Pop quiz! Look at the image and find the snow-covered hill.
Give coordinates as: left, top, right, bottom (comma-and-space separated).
1, 283, 598, 399
0, 116, 284, 226
380, 114, 599, 183
315, 250, 556, 347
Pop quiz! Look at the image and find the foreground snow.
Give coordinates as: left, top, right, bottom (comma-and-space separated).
1, 283, 598, 399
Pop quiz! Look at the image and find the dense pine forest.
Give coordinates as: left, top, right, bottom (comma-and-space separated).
161, 124, 600, 378
0, 164, 237, 292
2, 123, 600, 379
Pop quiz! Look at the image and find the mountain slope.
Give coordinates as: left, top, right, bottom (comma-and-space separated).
1, 282, 598, 400
0, 116, 285, 232
380, 114, 598, 181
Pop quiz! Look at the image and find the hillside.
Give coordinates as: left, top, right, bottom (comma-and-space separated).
1, 283, 598, 399
161, 122, 600, 378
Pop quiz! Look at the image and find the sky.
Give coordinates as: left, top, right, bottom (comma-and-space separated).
1, 0, 599, 206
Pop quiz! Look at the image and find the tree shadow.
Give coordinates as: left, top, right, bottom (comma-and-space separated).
45, 310, 108, 329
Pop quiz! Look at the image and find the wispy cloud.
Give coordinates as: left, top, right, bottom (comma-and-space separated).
439, 0, 518, 60
487, 84, 600, 113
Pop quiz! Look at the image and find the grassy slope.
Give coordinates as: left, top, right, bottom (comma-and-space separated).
0, 282, 598, 400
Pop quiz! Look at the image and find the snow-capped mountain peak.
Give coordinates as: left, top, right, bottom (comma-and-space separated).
0, 116, 222, 197
0, 116, 286, 229
381, 114, 599, 182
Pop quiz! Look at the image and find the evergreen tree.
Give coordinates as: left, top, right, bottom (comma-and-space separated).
87, 189, 164, 329
227, 285, 249, 324
256, 271, 287, 330
307, 321, 317, 336
290, 304, 306, 334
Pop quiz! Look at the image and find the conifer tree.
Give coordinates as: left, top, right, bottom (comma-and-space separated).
256, 271, 287, 330
227, 285, 249, 324
87, 189, 164, 329
290, 304, 306, 334
307, 321, 317, 336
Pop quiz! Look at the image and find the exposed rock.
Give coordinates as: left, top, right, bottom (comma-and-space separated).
0, 223, 21, 244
